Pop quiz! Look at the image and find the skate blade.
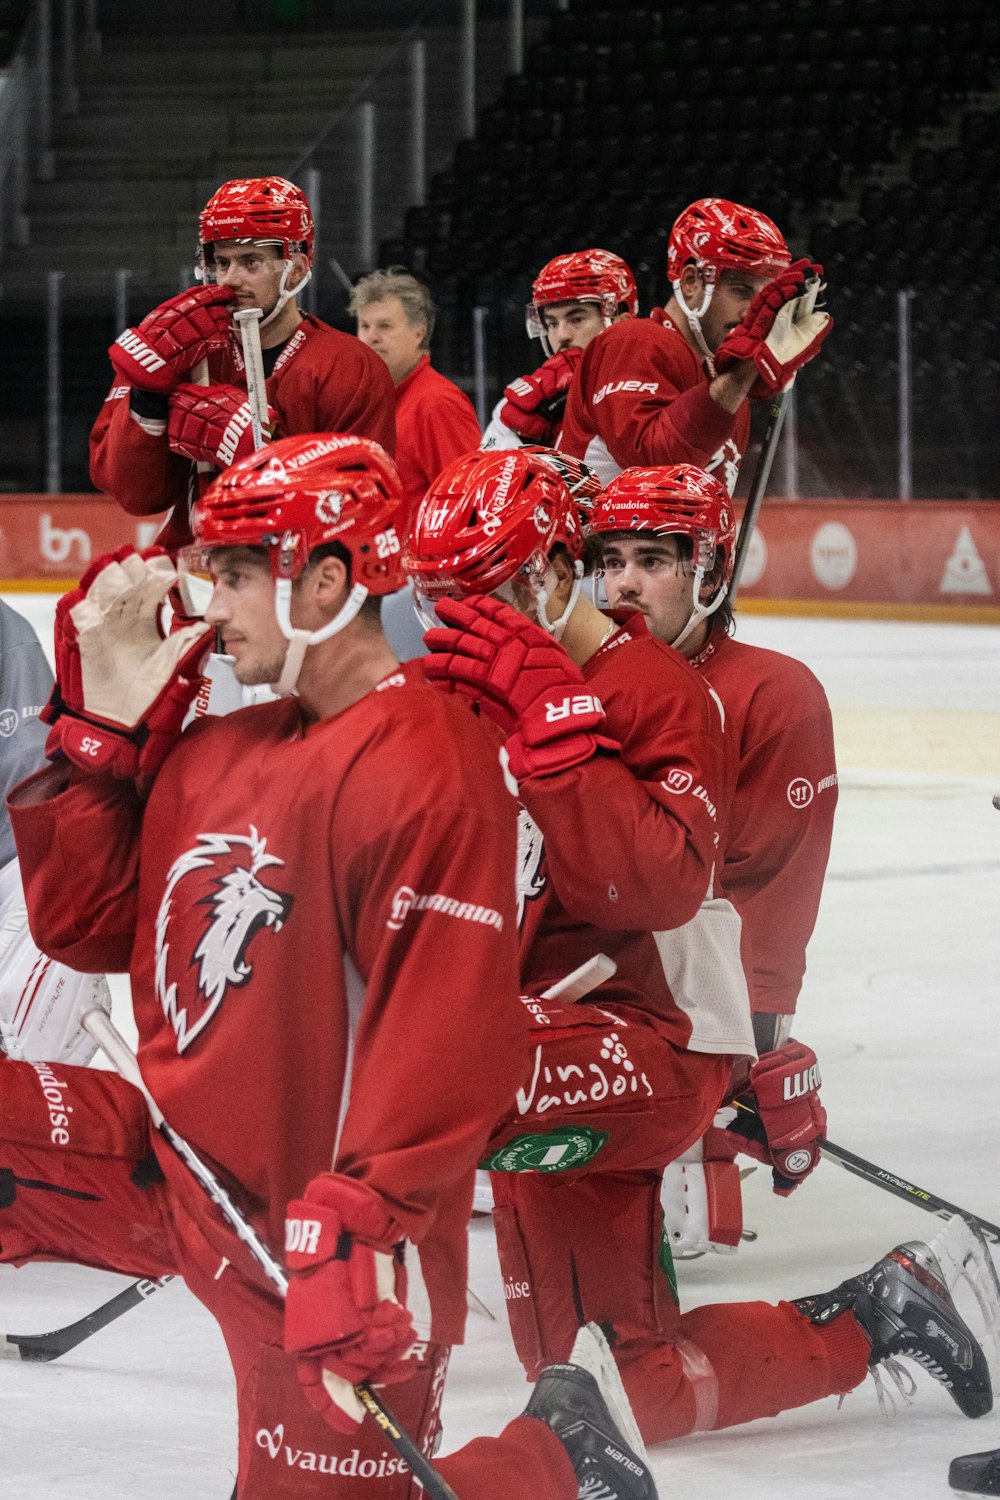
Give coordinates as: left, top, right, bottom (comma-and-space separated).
930, 1216, 1000, 1389
568, 1323, 651, 1467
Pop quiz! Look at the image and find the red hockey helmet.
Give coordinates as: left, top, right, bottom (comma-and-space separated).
405, 450, 582, 602
194, 432, 405, 592
517, 446, 603, 517
589, 464, 736, 583
666, 199, 790, 288
198, 176, 315, 269
527, 249, 639, 340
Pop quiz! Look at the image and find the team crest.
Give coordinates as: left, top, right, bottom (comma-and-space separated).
515, 808, 547, 925
315, 490, 344, 524
154, 827, 293, 1053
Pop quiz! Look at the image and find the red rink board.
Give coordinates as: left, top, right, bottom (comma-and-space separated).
0, 494, 166, 587
734, 498, 1000, 621
0, 494, 998, 620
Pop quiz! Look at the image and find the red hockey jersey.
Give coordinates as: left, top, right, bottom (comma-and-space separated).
514, 616, 755, 1060
692, 630, 838, 1016
90, 314, 396, 552
9, 673, 521, 1342
558, 314, 750, 491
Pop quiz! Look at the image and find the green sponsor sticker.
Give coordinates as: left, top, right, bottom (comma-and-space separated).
481, 1126, 609, 1173
659, 1225, 679, 1306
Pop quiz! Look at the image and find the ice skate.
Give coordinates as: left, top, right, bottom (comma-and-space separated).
950, 1447, 1000, 1494
795, 1239, 992, 1418
525, 1323, 658, 1499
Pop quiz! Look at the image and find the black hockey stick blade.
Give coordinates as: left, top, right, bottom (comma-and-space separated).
819, 1137, 1000, 1244
0, 1275, 174, 1362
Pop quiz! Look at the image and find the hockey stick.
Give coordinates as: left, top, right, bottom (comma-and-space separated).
729, 275, 820, 602
233, 307, 268, 451
0, 1274, 174, 1363
818, 1137, 1000, 1245
80, 1009, 459, 1500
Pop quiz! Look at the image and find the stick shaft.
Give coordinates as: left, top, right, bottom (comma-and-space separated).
729, 390, 788, 602
819, 1137, 1000, 1244
233, 308, 268, 451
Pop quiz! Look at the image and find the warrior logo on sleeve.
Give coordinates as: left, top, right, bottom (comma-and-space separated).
154, 827, 294, 1053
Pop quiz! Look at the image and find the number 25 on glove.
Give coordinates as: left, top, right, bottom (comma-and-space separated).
42, 547, 213, 792
727, 1039, 826, 1195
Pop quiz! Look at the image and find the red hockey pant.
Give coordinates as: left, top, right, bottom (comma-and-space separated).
0, 1057, 577, 1499
484, 1002, 871, 1443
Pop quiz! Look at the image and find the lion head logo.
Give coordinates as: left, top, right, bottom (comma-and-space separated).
154, 826, 293, 1053
515, 807, 546, 927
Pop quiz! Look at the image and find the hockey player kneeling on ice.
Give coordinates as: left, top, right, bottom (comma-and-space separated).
0, 599, 110, 1065
1, 433, 655, 1500
407, 451, 992, 1448
586, 469, 838, 1259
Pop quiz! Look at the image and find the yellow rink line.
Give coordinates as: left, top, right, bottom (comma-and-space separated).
833, 706, 1000, 779
738, 598, 1000, 625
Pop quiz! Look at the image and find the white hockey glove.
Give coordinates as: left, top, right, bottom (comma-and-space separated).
715, 258, 832, 397
42, 547, 213, 793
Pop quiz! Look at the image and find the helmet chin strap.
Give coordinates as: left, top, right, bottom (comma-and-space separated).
272, 576, 369, 695
672, 275, 718, 378
538, 560, 584, 641
259, 261, 312, 331
671, 571, 728, 652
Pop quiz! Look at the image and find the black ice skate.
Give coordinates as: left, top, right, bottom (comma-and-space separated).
950, 1447, 1000, 1494
795, 1239, 992, 1419
525, 1323, 658, 1500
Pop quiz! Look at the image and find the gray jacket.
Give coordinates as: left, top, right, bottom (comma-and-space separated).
0, 601, 54, 868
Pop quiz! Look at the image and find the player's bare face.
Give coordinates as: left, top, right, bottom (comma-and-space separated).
600, 535, 695, 643
693, 268, 771, 353
541, 301, 606, 351
355, 296, 425, 384
204, 549, 288, 685
212, 243, 285, 318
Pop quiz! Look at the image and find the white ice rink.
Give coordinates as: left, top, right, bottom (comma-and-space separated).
1, 597, 998, 1500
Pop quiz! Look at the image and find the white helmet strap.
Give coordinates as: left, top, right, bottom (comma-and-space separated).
673, 271, 718, 378
272, 575, 369, 695
260, 260, 312, 331
671, 573, 729, 652
539, 558, 585, 641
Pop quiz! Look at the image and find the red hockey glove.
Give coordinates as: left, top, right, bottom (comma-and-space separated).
42, 547, 213, 793
725, 1040, 826, 1195
168, 381, 276, 468
424, 595, 618, 781
498, 347, 583, 441
284, 1174, 415, 1434
714, 259, 832, 397
109, 285, 234, 393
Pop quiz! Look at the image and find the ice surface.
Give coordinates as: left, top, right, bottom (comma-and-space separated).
2, 597, 998, 1498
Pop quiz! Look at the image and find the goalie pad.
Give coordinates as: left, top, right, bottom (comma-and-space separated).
0, 858, 111, 1065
